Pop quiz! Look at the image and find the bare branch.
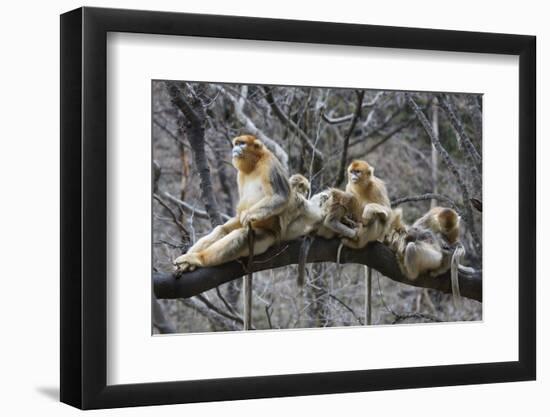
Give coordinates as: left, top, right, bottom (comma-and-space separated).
437, 94, 482, 168
163, 192, 232, 222
437, 95, 482, 194
322, 92, 383, 125
364, 117, 415, 154
196, 294, 245, 326
219, 86, 289, 170
154, 238, 482, 302
179, 298, 241, 331
391, 193, 462, 215
153, 193, 189, 239
263, 86, 324, 162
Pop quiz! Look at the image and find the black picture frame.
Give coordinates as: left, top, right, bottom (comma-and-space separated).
60, 6, 536, 410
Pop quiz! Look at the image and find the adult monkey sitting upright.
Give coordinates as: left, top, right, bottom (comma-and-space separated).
173, 135, 290, 273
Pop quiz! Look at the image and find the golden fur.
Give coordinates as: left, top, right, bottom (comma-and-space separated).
341, 160, 395, 248
173, 135, 291, 272
387, 207, 461, 280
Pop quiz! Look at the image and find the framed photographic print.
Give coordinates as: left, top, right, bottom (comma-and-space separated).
60, 6, 536, 409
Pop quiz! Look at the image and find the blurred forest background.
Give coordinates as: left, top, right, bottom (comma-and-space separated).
152, 81, 482, 334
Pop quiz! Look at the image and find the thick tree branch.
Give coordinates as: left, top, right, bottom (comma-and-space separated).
165, 81, 223, 226
154, 238, 482, 302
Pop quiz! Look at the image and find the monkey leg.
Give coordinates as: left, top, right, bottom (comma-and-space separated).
403, 242, 443, 280
174, 228, 276, 273
323, 216, 357, 240
185, 217, 241, 254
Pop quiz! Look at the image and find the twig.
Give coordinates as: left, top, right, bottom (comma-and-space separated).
215, 286, 239, 317
153, 193, 189, 239
322, 92, 383, 124
263, 86, 324, 162
376, 270, 441, 324
163, 192, 232, 221
437, 94, 482, 169
179, 298, 240, 331
196, 294, 245, 326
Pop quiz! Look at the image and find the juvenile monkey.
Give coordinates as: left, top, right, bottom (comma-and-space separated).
173, 135, 290, 273
284, 161, 394, 245
282, 174, 325, 241
281, 175, 361, 242
340, 160, 396, 248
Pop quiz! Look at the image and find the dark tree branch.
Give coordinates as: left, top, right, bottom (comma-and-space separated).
322, 92, 383, 125
391, 193, 462, 215
335, 90, 365, 186
363, 117, 415, 154
165, 81, 223, 227
263, 86, 324, 162
154, 238, 482, 302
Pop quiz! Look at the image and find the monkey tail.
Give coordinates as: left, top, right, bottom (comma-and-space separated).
244, 225, 256, 330
336, 241, 345, 283
450, 244, 465, 308
297, 236, 312, 287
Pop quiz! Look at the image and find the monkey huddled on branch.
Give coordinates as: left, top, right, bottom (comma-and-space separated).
173, 134, 468, 300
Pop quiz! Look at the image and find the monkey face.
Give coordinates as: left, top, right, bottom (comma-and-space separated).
232, 135, 263, 159
347, 160, 373, 184
289, 174, 310, 197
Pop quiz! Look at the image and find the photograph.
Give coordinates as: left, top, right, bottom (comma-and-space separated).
151, 80, 483, 334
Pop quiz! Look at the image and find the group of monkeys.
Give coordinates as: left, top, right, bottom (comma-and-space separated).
174, 134, 465, 292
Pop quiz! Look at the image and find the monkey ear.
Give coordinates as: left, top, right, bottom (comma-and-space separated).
369, 167, 374, 175
253, 140, 262, 149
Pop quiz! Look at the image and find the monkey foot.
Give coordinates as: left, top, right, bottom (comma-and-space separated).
173, 253, 202, 275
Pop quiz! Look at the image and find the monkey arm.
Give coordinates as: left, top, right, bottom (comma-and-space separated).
240, 194, 289, 225
185, 217, 241, 254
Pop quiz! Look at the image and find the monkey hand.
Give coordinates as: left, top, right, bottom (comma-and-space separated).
173, 252, 203, 276
341, 225, 362, 248
240, 210, 260, 227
